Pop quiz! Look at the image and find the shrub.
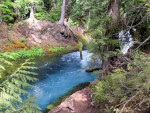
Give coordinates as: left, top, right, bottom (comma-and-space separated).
17, 46, 45, 57
19, 37, 27, 42
92, 52, 150, 112
8, 23, 13, 27
47, 13, 60, 23
5, 46, 45, 59
66, 45, 72, 49
35, 8, 47, 21
68, 18, 78, 26
49, 47, 65, 52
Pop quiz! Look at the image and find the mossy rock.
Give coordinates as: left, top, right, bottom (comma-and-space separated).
43, 82, 90, 113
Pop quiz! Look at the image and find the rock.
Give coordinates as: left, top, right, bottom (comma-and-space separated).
66, 105, 74, 111
48, 87, 101, 113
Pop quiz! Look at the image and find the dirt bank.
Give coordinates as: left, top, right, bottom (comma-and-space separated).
48, 86, 108, 113
0, 19, 77, 52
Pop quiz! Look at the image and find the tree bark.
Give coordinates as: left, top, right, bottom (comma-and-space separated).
108, 0, 121, 25
14, 1, 21, 20
101, 0, 121, 76
59, 0, 66, 25
86, 11, 91, 29
29, 6, 35, 20
0, 0, 1, 15
0, 0, 2, 25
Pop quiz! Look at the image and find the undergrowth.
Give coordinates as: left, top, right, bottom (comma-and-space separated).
92, 51, 150, 113
3, 46, 45, 59
49, 46, 72, 52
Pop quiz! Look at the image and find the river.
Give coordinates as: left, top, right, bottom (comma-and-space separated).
29, 50, 98, 111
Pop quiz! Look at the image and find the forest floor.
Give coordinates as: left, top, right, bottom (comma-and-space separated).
0, 19, 79, 52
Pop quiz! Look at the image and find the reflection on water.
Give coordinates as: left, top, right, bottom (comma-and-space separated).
29, 50, 98, 111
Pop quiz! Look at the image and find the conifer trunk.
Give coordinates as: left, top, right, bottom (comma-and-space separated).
0, 0, 2, 25
14, 1, 21, 20
86, 11, 91, 29
101, 0, 121, 76
108, 0, 121, 24
59, 0, 66, 25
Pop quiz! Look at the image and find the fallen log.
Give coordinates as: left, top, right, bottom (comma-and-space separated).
86, 67, 101, 72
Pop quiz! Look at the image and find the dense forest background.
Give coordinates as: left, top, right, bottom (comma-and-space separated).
0, 0, 150, 113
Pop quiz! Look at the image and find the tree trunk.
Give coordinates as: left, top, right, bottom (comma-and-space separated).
0, 0, 2, 25
108, 0, 121, 25
101, 0, 121, 76
0, 0, 1, 15
59, 0, 66, 25
86, 11, 91, 29
29, 6, 35, 20
14, 1, 21, 20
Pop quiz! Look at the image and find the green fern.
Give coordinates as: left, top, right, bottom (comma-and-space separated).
0, 53, 42, 113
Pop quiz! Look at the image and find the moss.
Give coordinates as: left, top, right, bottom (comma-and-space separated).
78, 42, 83, 59
43, 82, 90, 113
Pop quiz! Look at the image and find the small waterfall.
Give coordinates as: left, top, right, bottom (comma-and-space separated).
119, 29, 135, 54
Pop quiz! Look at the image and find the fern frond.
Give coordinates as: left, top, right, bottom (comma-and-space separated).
0, 57, 41, 112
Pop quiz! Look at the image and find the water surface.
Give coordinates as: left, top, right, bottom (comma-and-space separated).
29, 51, 98, 111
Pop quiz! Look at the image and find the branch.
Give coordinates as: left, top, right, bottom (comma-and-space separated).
2, 60, 28, 84
11, 108, 24, 113
120, 80, 132, 90
134, 36, 150, 52
119, 91, 140, 113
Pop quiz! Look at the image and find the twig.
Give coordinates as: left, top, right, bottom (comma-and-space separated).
11, 108, 24, 113
119, 91, 140, 113
120, 80, 132, 90
134, 36, 150, 52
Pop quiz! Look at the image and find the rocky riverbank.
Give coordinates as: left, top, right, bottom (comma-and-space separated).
47, 85, 108, 113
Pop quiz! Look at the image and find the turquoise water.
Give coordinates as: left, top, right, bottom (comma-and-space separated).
29, 51, 98, 111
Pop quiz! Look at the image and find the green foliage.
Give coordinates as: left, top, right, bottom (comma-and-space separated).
92, 52, 150, 112
92, 80, 106, 102
0, 0, 17, 23
66, 45, 72, 49
0, 52, 15, 78
0, 53, 41, 112
35, 6, 48, 20
19, 37, 27, 42
49, 45, 72, 52
35, 0, 61, 22
4, 46, 45, 59
16, 0, 30, 19
47, 2, 61, 23
8, 23, 13, 27
68, 18, 78, 26
49, 47, 65, 52
16, 0, 43, 19
17, 46, 45, 58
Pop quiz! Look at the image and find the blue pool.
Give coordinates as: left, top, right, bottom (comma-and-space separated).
29, 51, 98, 111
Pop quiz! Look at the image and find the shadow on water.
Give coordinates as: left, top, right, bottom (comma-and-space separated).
28, 50, 98, 111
